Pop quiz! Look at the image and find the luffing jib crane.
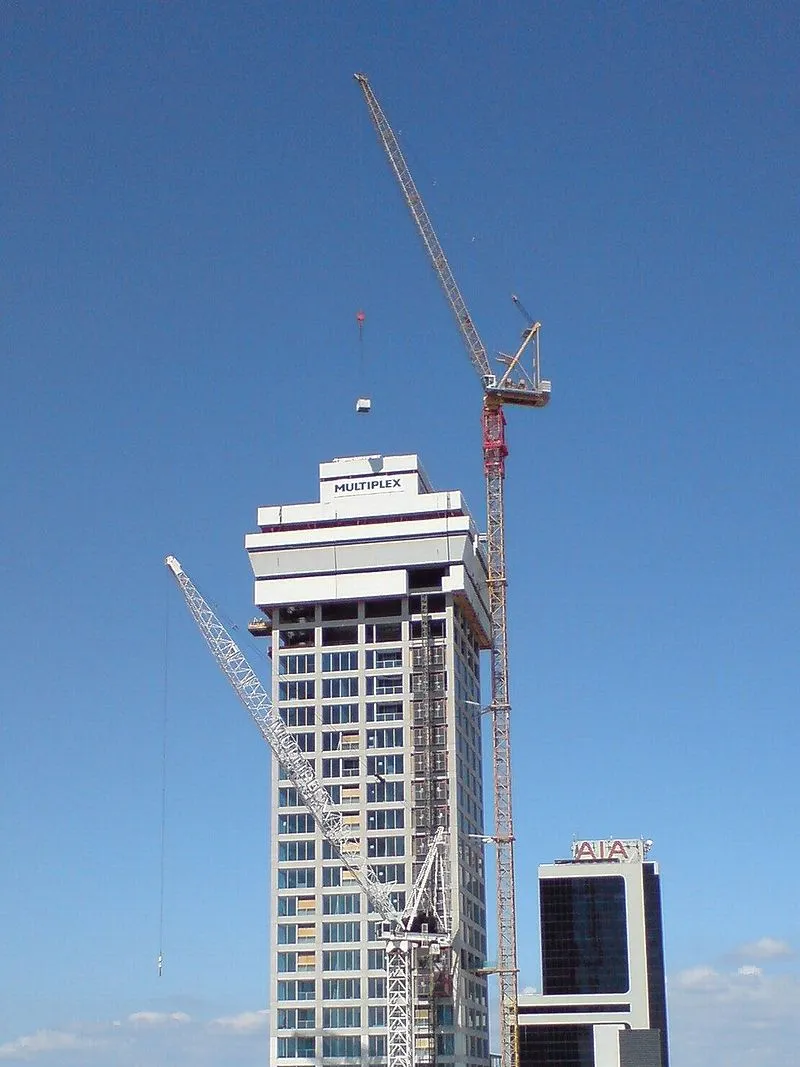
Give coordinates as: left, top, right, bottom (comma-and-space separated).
165, 556, 451, 1067
355, 73, 551, 1067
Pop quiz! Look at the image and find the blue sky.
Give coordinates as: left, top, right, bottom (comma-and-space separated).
2, 2, 798, 1064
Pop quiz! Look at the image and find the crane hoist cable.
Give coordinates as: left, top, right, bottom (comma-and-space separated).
157, 584, 170, 977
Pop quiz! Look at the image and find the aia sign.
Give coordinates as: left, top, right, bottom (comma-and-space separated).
571, 839, 642, 863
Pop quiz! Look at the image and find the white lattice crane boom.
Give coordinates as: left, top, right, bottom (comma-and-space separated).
164, 555, 450, 1067
355, 73, 551, 1067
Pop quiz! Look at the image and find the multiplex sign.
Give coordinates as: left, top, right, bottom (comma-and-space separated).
321, 472, 417, 502
335, 477, 403, 493
571, 839, 645, 863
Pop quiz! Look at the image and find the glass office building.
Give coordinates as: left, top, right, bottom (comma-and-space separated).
245, 455, 491, 1067
518, 840, 669, 1067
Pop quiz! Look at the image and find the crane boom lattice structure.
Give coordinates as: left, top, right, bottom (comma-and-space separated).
356, 73, 551, 1067
164, 555, 451, 1067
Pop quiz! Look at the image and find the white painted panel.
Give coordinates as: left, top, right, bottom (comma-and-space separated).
250, 533, 472, 579
254, 568, 407, 607
593, 1024, 623, 1067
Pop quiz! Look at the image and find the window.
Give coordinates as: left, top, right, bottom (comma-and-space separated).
369, 1035, 387, 1059
297, 952, 315, 971
277, 979, 315, 1001
279, 706, 316, 727
366, 727, 403, 749
277, 1007, 315, 1029
291, 732, 315, 752
367, 622, 402, 642
278, 812, 315, 835
277, 897, 297, 917
322, 650, 359, 672
376, 648, 402, 668
368, 675, 403, 696
278, 839, 315, 862
367, 836, 405, 858
367, 947, 385, 970
322, 757, 360, 778
323, 977, 361, 999
323, 894, 361, 915
367, 920, 388, 942
540, 876, 630, 995
322, 703, 359, 725
367, 701, 403, 722
368, 1005, 387, 1027
277, 924, 297, 945
323, 677, 359, 698
437, 1033, 455, 1056
367, 754, 403, 776
277, 868, 315, 890
277, 1036, 315, 1058
437, 1004, 454, 1026
322, 949, 361, 971
370, 863, 405, 884
368, 976, 386, 999
367, 780, 405, 803
323, 921, 361, 943
323, 1006, 361, 1028
366, 808, 404, 830
324, 730, 359, 751
277, 952, 296, 972
389, 890, 406, 911
322, 1035, 360, 1059
278, 654, 315, 675
279, 759, 314, 780
297, 923, 315, 943
278, 787, 299, 807
278, 679, 315, 701
322, 867, 342, 887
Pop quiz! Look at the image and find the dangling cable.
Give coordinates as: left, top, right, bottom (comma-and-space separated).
157, 581, 170, 976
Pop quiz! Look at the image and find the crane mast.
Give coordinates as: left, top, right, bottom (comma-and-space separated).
356, 73, 551, 1067
165, 556, 451, 1067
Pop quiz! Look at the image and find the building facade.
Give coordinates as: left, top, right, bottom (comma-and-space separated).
518, 839, 669, 1067
245, 455, 492, 1067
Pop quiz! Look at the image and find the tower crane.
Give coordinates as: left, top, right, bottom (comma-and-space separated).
355, 74, 551, 1067
165, 556, 451, 1067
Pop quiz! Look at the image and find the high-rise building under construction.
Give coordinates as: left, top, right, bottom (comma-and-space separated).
245, 454, 492, 1067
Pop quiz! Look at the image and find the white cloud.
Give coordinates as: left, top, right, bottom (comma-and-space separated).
669, 963, 800, 1067
0, 1030, 96, 1060
735, 936, 795, 961
208, 1010, 268, 1034
126, 1011, 191, 1026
